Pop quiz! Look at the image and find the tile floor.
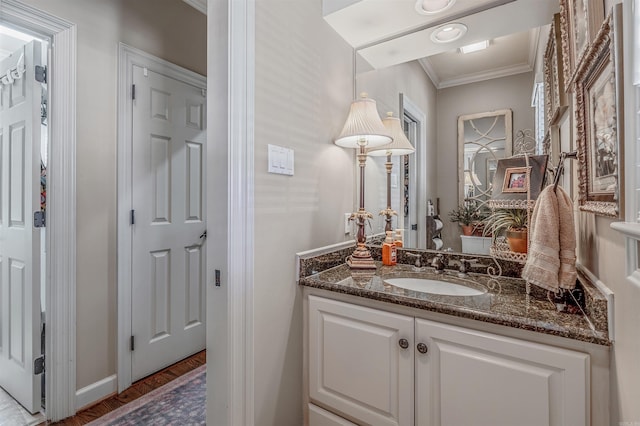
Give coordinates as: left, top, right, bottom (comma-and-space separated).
0, 387, 44, 426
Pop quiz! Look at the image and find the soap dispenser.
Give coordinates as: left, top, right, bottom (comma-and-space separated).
382, 231, 397, 266
394, 229, 404, 248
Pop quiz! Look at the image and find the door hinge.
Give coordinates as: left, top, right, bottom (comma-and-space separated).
34, 356, 45, 375
34, 211, 46, 228
130, 335, 135, 351
130, 209, 135, 225
132, 84, 136, 100
35, 65, 46, 83
411, 224, 418, 231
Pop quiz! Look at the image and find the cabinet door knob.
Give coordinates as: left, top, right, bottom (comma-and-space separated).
398, 338, 409, 349
416, 342, 428, 354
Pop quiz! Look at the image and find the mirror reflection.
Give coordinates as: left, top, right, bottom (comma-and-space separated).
347, 1, 557, 253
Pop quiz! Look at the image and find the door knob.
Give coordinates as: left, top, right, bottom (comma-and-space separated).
398, 338, 409, 349
416, 343, 428, 354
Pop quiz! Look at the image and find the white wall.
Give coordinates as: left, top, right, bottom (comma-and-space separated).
436, 72, 535, 251
253, 0, 354, 423
20, 0, 206, 390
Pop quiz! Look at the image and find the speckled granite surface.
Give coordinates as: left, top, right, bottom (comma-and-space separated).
299, 261, 610, 346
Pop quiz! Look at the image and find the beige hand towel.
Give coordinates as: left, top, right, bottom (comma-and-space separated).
556, 186, 577, 289
522, 186, 561, 291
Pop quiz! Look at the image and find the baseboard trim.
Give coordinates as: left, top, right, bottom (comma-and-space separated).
75, 375, 117, 411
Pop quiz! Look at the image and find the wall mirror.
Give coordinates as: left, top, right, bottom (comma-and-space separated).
334, 0, 559, 253
458, 110, 513, 209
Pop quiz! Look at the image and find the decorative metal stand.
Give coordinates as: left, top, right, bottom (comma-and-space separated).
379, 154, 397, 233
347, 143, 376, 270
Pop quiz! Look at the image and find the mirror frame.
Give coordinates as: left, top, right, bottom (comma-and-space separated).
457, 109, 513, 207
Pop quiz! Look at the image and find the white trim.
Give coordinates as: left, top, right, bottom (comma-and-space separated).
419, 59, 533, 90
418, 57, 439, 88
402, 95, 427, 250
116, 43, 206, 393
182, 0, 207, 14
0, 0, 77, 422
75, 375, 117, 411
206, 0, 255, 423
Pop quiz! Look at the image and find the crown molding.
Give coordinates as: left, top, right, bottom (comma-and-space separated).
418, 57, 440, 88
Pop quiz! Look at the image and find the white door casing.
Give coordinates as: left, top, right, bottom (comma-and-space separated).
1, 1, 77, 420
130, 65, 207, 381
0, 40, 43, 414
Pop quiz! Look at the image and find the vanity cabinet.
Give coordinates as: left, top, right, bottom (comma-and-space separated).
307, 295, 590, 426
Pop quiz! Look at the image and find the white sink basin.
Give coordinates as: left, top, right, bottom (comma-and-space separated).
384, 278, 486, 297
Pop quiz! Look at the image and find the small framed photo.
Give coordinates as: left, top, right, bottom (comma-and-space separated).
502, 167, 529, 193
491, 155, 549, 202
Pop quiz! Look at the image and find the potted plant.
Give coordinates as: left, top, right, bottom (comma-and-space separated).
448, 204, 481, 236
482, 208, 528, 253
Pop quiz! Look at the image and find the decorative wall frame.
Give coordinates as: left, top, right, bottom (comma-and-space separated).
490, 155, 549, 202
574, 6, 624, 217
544, 13, 567, 127
559, 0, 605, 92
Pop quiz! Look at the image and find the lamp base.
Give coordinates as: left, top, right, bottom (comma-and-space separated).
346, 244, 377, 270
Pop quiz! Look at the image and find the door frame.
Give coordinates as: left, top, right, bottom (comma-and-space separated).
116, 43, 206, 392
0, 0, 77, 421
400, 94, 427, 249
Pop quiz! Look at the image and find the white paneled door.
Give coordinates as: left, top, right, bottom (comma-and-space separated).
131, 65, 206, 381
0, 40, 43, 414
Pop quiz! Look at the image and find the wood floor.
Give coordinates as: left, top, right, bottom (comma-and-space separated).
41, 350, 206, 425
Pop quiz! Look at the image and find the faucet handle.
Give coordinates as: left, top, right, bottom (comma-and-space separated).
405, 252, 422, 268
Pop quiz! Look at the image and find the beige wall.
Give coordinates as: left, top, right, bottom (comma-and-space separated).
20, 0, 206, 390
253, 0, 354, 424
436, 72, 535, 251
357, 61, 438, 239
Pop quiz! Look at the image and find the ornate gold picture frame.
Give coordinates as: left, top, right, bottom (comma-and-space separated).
559, 0, 605, 93
544, 13, 568, 128
574, 6, 624, 217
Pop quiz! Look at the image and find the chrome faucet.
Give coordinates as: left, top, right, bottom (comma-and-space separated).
457, 259, 471, 277
431, 253, 448, 273
405, 252, 423, 269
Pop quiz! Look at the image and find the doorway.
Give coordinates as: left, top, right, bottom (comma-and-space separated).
0, 0, 77, 421
117, 44, 207, 392
0, 23, 48, 420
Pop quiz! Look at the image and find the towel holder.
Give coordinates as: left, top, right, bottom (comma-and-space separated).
553, 151, 578, 192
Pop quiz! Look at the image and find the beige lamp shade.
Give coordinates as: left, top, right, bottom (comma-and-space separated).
335, 93, 392, 149
368, 112, 416, 156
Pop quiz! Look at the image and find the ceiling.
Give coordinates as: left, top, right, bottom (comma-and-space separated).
324, 0, 559, 88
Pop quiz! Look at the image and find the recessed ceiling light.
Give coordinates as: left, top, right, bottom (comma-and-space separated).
430, 22, 467, 44
460, 40, 489, 54
415, 0, 456, 15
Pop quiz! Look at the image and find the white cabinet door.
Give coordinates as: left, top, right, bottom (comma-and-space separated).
415, 319, 589, 426
308, 296, 414, 426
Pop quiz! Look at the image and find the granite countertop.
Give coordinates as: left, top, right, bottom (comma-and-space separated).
300, 262, 610, 346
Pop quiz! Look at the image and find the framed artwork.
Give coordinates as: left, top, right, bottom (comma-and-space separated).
544, 13, 567, 128
574, 6, 624, 217
502, 167, 529, 193
490, 155, 549, 202
559, 0, 605, 92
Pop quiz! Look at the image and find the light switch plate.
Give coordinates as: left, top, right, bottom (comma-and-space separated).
268, 144, 294, 176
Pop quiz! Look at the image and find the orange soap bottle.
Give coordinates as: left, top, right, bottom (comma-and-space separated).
382, 231, 397, 266
394, 229, 404, 248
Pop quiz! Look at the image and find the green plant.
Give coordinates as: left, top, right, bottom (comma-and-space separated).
482, 208, 528, 236
448, 204, 481, 226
